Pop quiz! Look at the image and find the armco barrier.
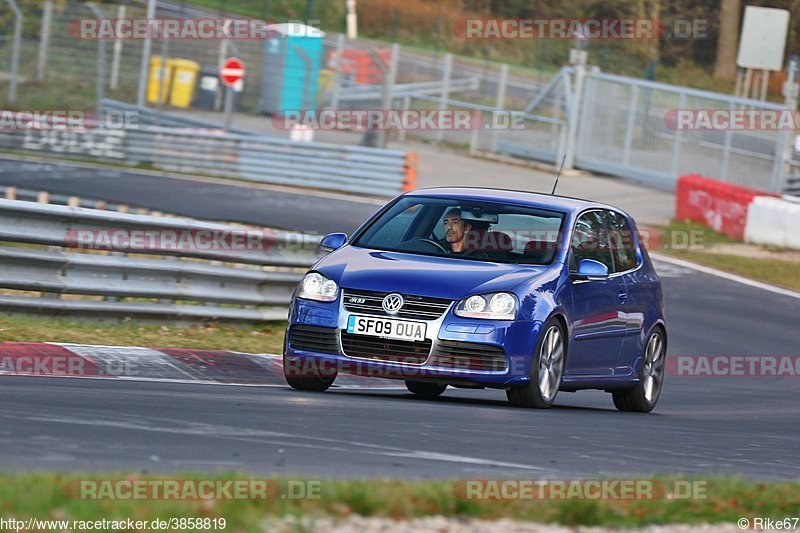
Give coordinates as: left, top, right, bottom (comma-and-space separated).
675, 174, 778, 240
0, 198, 321, 322
0, 102, 412, 197
744, 196, 800, 250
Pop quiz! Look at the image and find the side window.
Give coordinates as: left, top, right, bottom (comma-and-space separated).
607, 211, 639, 272
569, 211, 614, 272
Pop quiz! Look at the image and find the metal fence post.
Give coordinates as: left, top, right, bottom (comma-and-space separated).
378, 43, 400, 149
36, 0, 53, 82
621, 85, 639, 166
670, 92, 686, 178
564, 60, 586, 169
435, 53, 452, 144
86, 3, 106, 117
110, 4, 126, 90
4, 0, 22, 105
329, 34, 345, 110
490, 63, 508, 153
137, 0, 157, 107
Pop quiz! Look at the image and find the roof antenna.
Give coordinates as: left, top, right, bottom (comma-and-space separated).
551, 154, 567, 195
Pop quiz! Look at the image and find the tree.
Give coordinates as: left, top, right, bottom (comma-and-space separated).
713, 0, 741, 80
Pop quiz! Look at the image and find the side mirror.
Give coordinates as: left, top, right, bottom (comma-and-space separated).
320, 232, 348, 252
573, 259, 609, 280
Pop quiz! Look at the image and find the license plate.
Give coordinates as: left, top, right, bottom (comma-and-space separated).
346, 315, 427, 342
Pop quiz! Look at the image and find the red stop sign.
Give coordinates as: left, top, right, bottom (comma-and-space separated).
220, 57, 245, 87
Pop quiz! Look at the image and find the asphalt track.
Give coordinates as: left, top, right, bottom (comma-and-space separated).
0, 156, 799, 480
0, 157, 381, 234
1, 258, 799, 480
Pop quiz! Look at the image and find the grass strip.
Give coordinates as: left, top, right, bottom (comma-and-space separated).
0, 473, 797, 531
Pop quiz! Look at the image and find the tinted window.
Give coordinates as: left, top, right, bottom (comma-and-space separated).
607, 211, 639, 272
570, 211, 613, 272
354, 196, 566, 264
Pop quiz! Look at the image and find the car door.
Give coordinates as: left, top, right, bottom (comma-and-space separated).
607, 210, 648, 375
565, 210, 627, 377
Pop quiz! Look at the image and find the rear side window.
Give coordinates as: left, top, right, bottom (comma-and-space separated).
607, 211, 639, 272
569, 211, 614, 272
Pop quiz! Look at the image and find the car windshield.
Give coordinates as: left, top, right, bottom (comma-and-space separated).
353, 196, 566, 264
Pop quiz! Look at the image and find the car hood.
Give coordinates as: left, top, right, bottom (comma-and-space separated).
314, 245, 550, 300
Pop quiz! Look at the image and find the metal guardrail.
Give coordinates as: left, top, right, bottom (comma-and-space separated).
0, 198, 321, 322
0, 101, 416, 197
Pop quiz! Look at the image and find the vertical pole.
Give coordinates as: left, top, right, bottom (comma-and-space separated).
345, 0, 357, 40
564, 60, 586, 169
742, 68, 753, 100
490, 63, 508, 152
329, 34, 345, 110
156, 38, 169, 125
621, 85, 639, 166
435, 53, 452, 144
86, 4, 107, 117
110, 5, 126, 90
398, 95, 410, 142
759, 69, 769, 101
4, 0, 22, 105
377, 43, 399, 149
670, 92, 686, 178
216, 40, 229, 111
720, 101, 734, 181
223, 85, 234, 131
137, 0, 157, 107
36, 0, 53, 82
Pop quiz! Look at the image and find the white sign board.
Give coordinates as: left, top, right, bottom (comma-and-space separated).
737, 6, 790, 71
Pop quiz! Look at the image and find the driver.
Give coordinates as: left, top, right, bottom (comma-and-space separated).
438, 208, 487, 257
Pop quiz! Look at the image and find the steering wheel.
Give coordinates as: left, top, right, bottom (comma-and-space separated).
403, 238, 448, 253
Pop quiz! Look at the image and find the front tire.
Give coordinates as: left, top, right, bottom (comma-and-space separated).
405, 380, 446, 399
507, 318, 565, 409
612, 329, 665, 412
283, 355, 337, 392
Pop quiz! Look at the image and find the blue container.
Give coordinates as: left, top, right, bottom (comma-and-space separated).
260, 23, 325, 115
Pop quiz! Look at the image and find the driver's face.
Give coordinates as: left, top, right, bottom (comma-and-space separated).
444, 214, 467, 244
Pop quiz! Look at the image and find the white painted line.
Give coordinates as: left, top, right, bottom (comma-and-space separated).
651, 253, 800, 300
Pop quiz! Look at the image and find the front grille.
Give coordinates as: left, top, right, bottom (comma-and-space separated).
340, 331, 432, 364
430, 340, 507, 371
288, 325, 339, 354
342, 289, 451, 320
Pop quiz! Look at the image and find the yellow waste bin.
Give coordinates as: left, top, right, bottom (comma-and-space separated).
147, 56, 175, 104
169, 59, 200, 108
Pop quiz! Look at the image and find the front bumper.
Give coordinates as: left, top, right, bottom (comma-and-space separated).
285, 296, 541, 388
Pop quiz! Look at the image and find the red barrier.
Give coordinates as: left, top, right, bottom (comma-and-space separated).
675, 174, 778, 240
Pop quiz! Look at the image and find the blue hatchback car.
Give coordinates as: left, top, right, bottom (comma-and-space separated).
283, 188, 667, 412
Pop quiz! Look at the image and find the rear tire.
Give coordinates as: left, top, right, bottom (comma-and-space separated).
507, 318, 565, 409
612, 329, 665, 412
405, 380, 446, 399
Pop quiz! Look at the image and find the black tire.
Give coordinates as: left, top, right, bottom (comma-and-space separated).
283, 355, 336, 392
405, 380, 447, 399
507, 318, 566, 409
612, 328, 666, 413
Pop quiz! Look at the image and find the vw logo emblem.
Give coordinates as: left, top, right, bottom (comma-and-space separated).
382, 293, 404, 314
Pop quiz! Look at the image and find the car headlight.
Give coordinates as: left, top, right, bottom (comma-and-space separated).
297, 272, 339, 302
454, 292, 518, 320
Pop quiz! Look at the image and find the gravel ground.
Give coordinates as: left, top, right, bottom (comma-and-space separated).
262, 515, 746, 532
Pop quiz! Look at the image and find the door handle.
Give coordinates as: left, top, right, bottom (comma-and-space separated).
618, 290, 628, 302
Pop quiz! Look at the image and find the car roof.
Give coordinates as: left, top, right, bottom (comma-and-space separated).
404, 187, 629, 217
